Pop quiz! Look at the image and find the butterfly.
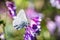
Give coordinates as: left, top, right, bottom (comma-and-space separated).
13, 9, 29, 30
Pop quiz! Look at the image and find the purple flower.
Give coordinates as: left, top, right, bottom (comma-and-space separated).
55, 15, 60, 35
46, 18, 56, 35
24, 16, 41, 40
50, 0, 60, 9
55, 15, 60, 27
6, 1, 16, 19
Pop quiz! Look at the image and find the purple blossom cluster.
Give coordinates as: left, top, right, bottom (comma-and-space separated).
46, 15, 60, 35
24, 16, 41, 40
50, 0, 60, 9
23, 8, 43, 40
6, 1, 16, 19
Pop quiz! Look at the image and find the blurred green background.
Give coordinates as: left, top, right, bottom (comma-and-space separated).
0, 0, 60, 40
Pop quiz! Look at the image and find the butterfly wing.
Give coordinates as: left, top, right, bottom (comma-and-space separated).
13, 9, 28, 30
